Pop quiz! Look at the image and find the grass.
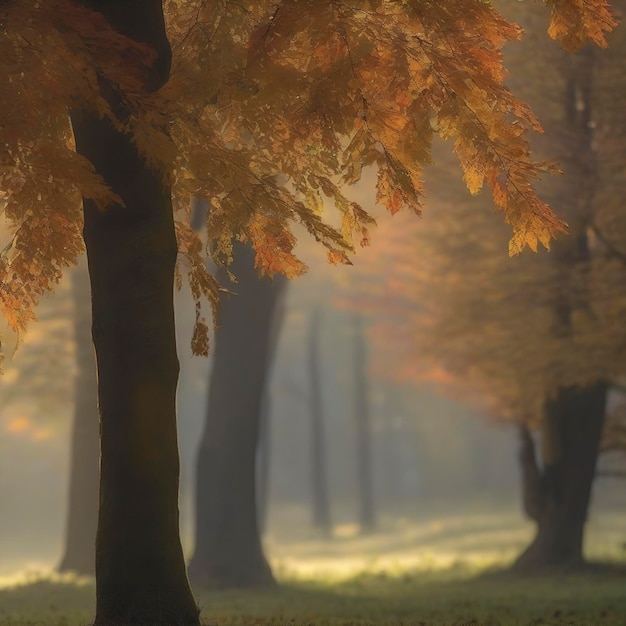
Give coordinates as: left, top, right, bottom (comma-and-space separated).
197, 566, 626, 626
2, 504, 624, 625
1, 565, 625, 625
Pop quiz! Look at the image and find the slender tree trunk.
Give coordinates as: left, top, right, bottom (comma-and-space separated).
188, 241, 285, 589
256, 388, 272, 535
353, 316, 375, 532
71, 2, 199, 623
513, 46, 608, 573
58, 259, 99, 576
309, 310, 331, 533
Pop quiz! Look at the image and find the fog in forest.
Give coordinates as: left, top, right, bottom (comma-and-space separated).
1, 217, 625, 586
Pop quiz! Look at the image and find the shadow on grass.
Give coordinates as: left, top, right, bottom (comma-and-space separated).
1, 564, 625, 625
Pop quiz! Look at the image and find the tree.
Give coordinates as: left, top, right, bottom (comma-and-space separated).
308, 309, 332, 533
507, 0, 626, 571
352, 315, 376, 532
256, 383, 273, 535
58, 258, 98, 576
350, 0, 626, 571
188, 239, 286, 589
0, 1, 617, 623
510, 42, 608, 572
70, 3, 200, 623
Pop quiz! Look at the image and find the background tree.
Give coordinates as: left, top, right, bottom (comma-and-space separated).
256, 385, 273, 535
57, 259, 98, 576
353, 315, 376, 532
510, 40, 608, 573
351, 0, 626, 571
308, 310, 332, 534
189, 238, 286, 589
0, 0, 616, 622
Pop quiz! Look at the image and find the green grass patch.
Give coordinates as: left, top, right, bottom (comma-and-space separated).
1, 566, 625, 625
2, 506, 624, 624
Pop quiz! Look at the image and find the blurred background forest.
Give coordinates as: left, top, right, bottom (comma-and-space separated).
1, 168, 625, 588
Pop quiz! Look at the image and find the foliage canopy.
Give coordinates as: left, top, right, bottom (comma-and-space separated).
0, 0, 617, 354
353, 0, 626, 444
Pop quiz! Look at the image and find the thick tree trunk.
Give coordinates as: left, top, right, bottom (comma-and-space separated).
309, 310, 331, 533
513, 383, 607, 571
188, 241, 285, 589
71, 2, 199, 623
58, 259, 99, 576
353, 316, 375, 532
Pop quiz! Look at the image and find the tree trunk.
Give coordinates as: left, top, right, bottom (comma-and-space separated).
513, 46, 608, 573
58, 259, 99, 576
353, 315, 376, 532
309, 310, 331, 533
256, 388, 272, 535
513, 383, 607, 571
188, 241, 285, 589
71, 2, 199, 623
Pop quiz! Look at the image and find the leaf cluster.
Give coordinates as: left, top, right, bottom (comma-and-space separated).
0, 0, 155, 344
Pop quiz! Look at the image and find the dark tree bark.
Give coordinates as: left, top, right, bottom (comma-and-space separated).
514, 384, 607, 571
58, 259, 99, 576
188, 241, 286, 589
518, 426, 547, 526
512, 46, 608, 573
71, 1, 199, 623
353, 316, 376, 532
308, 310, 331, 533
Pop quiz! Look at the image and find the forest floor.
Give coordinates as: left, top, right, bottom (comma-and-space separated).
0, 563, 625, 625
1, 504, 625, 625
261, 500, 626, 581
